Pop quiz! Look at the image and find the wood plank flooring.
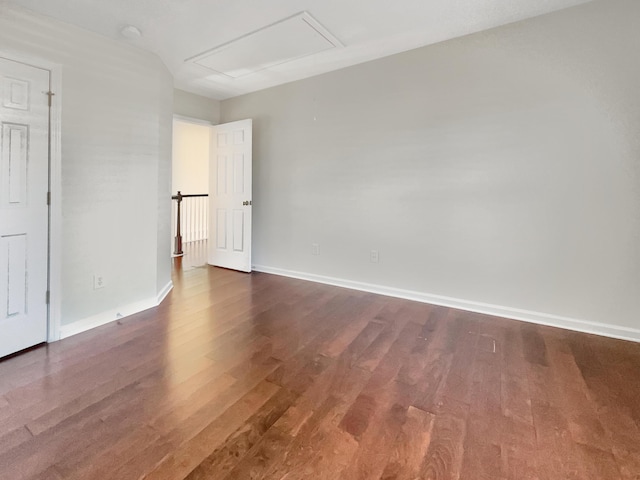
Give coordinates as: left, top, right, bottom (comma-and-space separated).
1, 250, 640, 479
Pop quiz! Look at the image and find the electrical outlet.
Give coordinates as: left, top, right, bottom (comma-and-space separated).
93, 274, 105, 290
312, 243, 320, 255
370, 250, 379, 263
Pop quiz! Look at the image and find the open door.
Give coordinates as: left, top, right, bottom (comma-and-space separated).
208, 119, 252, 272
0, 57, 50, 357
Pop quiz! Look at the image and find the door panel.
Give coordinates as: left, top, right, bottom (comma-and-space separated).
233, 153, 244, 193
2, 123, 29, 205
232, 210, 244, 251
2, 76, 30, 110
209, 119, 252, 272
0, 57, 50, 358
216, 209, 227, 249
2, 234, 27, 317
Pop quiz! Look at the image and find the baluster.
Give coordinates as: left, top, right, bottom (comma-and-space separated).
191, 198, 196, 241
196, 197, 200, 241
204, 197, 208, 240
199, 197, 202, 241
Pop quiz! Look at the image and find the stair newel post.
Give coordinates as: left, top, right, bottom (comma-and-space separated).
173, 191, 184, 256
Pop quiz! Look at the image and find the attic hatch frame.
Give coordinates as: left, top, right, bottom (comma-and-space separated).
185, 11, 344, 79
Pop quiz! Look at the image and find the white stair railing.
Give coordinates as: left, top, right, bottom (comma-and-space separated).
171, 192, 209, 255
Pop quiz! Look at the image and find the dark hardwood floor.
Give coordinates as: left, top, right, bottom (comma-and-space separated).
1, 243, 639, 479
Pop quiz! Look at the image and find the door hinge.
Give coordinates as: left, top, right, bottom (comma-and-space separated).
44, 91, 55, 107
46, 291, 50, 304
46, 191, 51, 206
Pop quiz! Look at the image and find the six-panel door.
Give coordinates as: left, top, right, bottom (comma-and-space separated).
0, 57, 49, 357
208, 119, 252, 272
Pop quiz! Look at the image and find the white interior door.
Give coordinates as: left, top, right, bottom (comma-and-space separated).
0, 57, 50, 357
208, 119, 252, 272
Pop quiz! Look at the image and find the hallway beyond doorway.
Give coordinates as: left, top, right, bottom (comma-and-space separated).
172, 240, 208, 272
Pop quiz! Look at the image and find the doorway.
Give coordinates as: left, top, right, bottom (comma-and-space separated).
170, 116, 253, 273
171, 116, 211, 268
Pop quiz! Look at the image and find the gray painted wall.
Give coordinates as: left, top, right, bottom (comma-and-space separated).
0, 5, 174, 326
221, 0, 640, 336
174, 89, 221, 124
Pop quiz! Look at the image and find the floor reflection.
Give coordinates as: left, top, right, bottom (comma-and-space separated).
172, 240, 208, 273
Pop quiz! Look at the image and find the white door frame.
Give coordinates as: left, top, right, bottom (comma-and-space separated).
0, 50, 63, 343
173, 114, 213, 127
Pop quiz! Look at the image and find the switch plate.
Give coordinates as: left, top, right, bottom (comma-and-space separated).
370, 250, 379, 263
312, 243, 320, 255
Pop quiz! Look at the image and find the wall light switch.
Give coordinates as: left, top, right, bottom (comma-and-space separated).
370, 250, 379, 263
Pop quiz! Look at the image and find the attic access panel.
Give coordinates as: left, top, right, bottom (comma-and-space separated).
187, 12, 343, 78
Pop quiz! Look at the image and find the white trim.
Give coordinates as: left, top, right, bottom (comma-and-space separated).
47, 63, 63, 342
173, 114, 214, 126
156, 280, 173, 304
59, 296, 158, 340
0, 50, 63, 342
59, 281, 173, 340
253, 264, 640, 344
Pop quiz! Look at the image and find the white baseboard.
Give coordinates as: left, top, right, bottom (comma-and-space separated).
157, 280, 173, 304
253, 264, 640, 344
59, 281, 173, 340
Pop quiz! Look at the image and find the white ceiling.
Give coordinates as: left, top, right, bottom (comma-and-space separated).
5, 0, 593, 100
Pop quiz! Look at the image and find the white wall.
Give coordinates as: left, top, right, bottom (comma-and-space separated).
0, 5, 174, 328
172, 120, 209, 195
157, 98, 173, 302
221, 0, 640, 340
174, 89, 220, 124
